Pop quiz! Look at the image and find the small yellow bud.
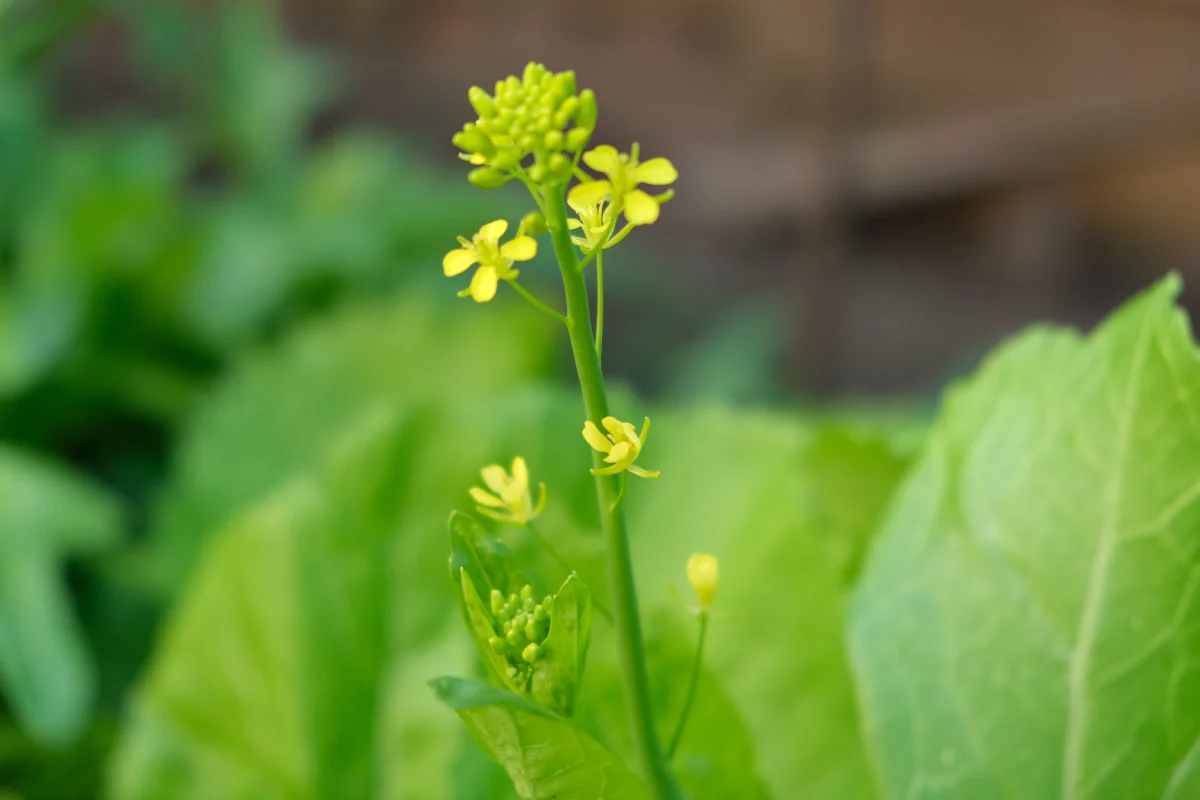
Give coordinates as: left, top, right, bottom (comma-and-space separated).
687, 553, 719, 611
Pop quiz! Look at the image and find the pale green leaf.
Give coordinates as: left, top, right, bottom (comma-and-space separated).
849, 275, 1200, 799
430, 676, 650, 800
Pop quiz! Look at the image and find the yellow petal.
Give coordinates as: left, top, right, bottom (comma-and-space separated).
601, 416, 625, 438
568, 180, 612, 208
623, 190, 660, 226
636, 157, 677, 185
469, 266, 499, 303
511, 457, 529, 491
582, 420, 613, 453
500, 236, 537, 262
687, 553, 719, 609
470, 486, 506, 508
605, 441, 631, 465
481, 465, 509, 494
443, 248, 478, 277
627, 465, 660, 479
478, 219, 509, 243
639, 417, 652, 445
568, 219, 583, 230
533, 483, 547, 519
583, 145, 622, 175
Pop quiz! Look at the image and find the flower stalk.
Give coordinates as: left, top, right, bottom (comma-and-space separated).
543, 185, 681, 800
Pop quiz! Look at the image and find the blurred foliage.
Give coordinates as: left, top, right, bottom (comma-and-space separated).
0, 0, 521, 793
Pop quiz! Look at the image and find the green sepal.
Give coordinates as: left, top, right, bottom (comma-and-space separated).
531, 573, 591, 716
429, 677, 651, 799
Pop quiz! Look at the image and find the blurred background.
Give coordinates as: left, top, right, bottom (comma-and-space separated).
1, 0, 1198, 796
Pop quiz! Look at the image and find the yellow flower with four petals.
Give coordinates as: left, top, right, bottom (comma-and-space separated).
581, 416, 660, 478
443, 219, 538, 303
469, 456, 547, 525
568, 144, 677, 227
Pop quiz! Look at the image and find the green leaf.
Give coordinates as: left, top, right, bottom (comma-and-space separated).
531, 573, 591, 717
460, 568, 519, 693
429, 676, 650, 800
0, 447, 122, 745
849, 275, 1200, 799
109, 410, 418, 798
449, 510, 527, 603
149, 290, 553, 593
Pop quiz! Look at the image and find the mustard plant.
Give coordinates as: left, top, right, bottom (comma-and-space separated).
431, 63, 710, 800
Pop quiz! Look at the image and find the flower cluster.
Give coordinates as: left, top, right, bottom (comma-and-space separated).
487, 585, 554, 688
469, 456, 546, 525
453, 62, 597, 189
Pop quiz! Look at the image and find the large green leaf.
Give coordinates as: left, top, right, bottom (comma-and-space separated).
110, 410, 414, 799
0, 447, 122, 745
849, 275, 1200, 799
431, 677, 649, 799
148, 290, 554, 592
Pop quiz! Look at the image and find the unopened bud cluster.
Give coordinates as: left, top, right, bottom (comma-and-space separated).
453, 62, 597, 189
487, 584, 553, 686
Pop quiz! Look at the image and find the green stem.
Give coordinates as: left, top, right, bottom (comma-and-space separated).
526, 522, 613, 624
665, 612, 709, 761
543, 185, 680, 800
595, 248, 605, 361
509, 281, 568, 325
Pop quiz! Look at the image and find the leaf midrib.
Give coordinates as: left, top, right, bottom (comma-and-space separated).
1061, 310, 1153, 799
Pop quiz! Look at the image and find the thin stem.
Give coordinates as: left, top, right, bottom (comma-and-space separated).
526, 522, 614, 623
595, 248, 605, 361
509, 281, 568, 325
543, 186, 680, 800
665, 613, 709, 761
513, 165, 548, 215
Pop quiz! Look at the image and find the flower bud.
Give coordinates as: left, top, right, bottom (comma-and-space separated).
528, 163, 547, 184
488, 636, 507, 654
512, 612, 528, 631
522, 643, 542, 663
550, 71, 576, 102
491, 148, 523, 170
519, 211, 547, 237
558, 96, 579, 119
520, 585, 534, 602
687, 553, 719, 611
544, 130, 563, 150
533, 604, 548, 623
575, 89, 597, 132
468, 167, 509, 190
565, 127, 591, 152
519, 133, 537, 151
506, 629, 522, 647
468, 86, 496, 119
490, 589, 505, 616
453, 126, 494, 158
522, 596, 536, 613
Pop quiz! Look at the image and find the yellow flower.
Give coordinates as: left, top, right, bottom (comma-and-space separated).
581, 416, 660, 478
687, 553, 719, 612
567, 143, 677, 226
443, 219, 537, 303
567, 195, 616, 253
469, 456, 547, 525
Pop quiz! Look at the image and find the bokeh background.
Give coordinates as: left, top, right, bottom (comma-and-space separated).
1, 0, 1198, 797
